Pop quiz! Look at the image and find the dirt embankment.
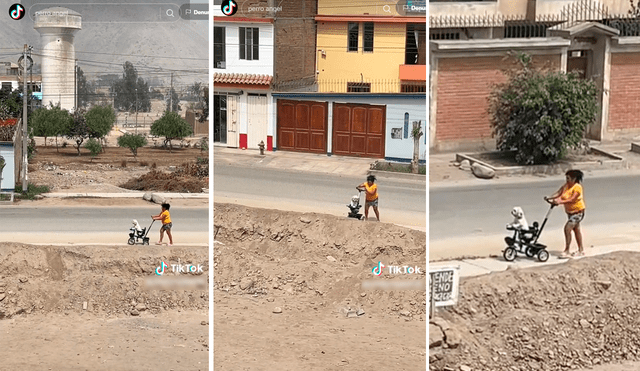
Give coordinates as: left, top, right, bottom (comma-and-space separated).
430, 252, 640, 371
0, 243, 208, 319
214, 203, 427, 319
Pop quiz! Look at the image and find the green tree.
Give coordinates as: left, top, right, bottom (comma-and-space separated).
117, 133, 148, 160
0, 88, 23, 118
30, 103, 73, 151
111, 62, 151, 112
85, 105, 115, 139
150, 111, 193, 152
84, 138, 102, 162
488, 52, 598, 165
67, 109, 91, 156
201, 86, 208, 123
166, 87, 180, 113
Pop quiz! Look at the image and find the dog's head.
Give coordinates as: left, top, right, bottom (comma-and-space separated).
351, 195, 360, 204
132, 219, 139, 226
511, 207, 524, 219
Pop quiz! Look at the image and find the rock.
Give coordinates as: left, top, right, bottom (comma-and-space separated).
130, 309, 140, 316
143, 192, 152, 201
273, 307, 282, 314
471, 162, 495, 179
326, 256, 336, 262
579, 319, 590, 328
201, 321, 208, 326
360, 293, 366, 297
444, 328, 462, 349
429, 323, 444, 348
300, 216, 311, 224
357, 309, 365, 316
83, 302, 88, 310
151, 193, 166, 204
460, 366, 472, 371
459, 159, 471, 171
596, 281, 612, 290
346, 310, 358, 318
239, 278, 254, 290
399, 310, 411, 317
19, 277, 28, 283
0, 294, 5, 302
135, 304, 147, 311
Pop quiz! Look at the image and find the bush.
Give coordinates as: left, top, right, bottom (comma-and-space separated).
488, 52, 598, 165
84, 138, 102, 162
117, 133, 148, 160
15, 183, 50, 200
200, 136, 208, 152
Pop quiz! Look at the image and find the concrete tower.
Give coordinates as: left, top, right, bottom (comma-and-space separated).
34, 7, 81, 111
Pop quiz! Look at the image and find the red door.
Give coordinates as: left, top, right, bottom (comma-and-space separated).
277, 100, 327, 153
332, 103, 385, 158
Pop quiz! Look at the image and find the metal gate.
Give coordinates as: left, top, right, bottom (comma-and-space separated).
247, 94, 268, 149
332, 103, 385, 158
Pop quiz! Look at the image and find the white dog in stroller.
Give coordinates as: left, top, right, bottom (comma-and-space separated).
506, 206, 529, 231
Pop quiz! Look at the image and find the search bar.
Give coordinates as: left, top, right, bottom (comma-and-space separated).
28, 3, 181, 23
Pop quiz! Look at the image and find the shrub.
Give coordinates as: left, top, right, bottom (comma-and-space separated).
488, 52, 598, 165
84, 138, 102, 162
117, 133, 148, 160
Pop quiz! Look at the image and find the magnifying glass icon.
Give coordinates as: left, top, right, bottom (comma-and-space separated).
166, 9, 174, 17
383, 4, 391, 13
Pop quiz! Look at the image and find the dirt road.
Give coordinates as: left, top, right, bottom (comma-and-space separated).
214, 203, 427, 370
0, 243, 208, 370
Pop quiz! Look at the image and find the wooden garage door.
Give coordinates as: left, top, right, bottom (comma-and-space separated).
332, 103, 385, 158
277, 99, 327, 153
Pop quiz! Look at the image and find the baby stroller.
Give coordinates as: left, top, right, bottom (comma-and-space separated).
128, 219, 155, 245
503, 199, 556, 262
347, 190, 365, 220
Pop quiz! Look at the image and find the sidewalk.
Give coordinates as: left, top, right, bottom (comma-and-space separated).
431, 241, 640, 278
214, 145, 425, 181
42, 192, 208, 199
429, 141, 640, 188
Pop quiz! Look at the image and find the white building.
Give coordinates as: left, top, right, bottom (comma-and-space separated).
213, 8, 275, 150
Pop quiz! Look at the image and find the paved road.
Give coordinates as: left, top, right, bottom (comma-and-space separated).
430, 174, 640, 259
214, 163, 426, 229
0, 205, 208, 245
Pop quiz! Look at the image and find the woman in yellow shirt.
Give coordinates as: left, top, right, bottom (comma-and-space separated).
357, 175, 380, 221
545, 170, 585, 258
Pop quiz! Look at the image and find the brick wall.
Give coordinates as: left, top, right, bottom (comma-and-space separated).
274, 0, 317, 85
609, 52, 640, 131
435, 54, 561, 142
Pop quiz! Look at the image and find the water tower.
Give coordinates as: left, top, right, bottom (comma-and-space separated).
34, 7, 81, 111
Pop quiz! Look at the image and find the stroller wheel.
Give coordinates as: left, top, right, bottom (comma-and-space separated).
143, 238, 150, 246
503, 247, 517, 262
127, 238, 135, 245
537, 250, 549, 262
525, 246, 535, 258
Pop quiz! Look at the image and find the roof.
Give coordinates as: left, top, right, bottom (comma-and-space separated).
0, 119, 18, 142
214, 73, 272, 86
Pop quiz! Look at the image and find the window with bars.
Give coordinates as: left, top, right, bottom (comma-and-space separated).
239, 27, 259, 61
347, 82, 371, 92
401, 82, 426, 93
363, 22, 374, 52
348, 22, 359, 52
214, 26, 226, 68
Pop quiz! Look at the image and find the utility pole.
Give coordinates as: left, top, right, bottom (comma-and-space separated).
74, 59, 78, 110
22, 44, 28, 192
169, 72, 173, 112
135, 88, 138, 134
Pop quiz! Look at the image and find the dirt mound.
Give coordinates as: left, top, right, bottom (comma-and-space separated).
120, 166, 207, 193
0, 243, 208, 320
213, 203, 427, 319
430, 252, 640, 371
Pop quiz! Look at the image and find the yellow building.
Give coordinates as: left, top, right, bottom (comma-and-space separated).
315, 0, 426, 93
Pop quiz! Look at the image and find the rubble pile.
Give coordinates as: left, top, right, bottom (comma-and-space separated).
430, 251, 640, 371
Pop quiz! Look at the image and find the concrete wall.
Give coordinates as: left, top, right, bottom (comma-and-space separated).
271, 94, 426, 161
0, 143, 15, 191
316, 22, 406, 92
213, 22, 274, 76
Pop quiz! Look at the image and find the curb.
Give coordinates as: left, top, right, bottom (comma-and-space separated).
368, 169, 426, 182
43, 192, 208, 199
